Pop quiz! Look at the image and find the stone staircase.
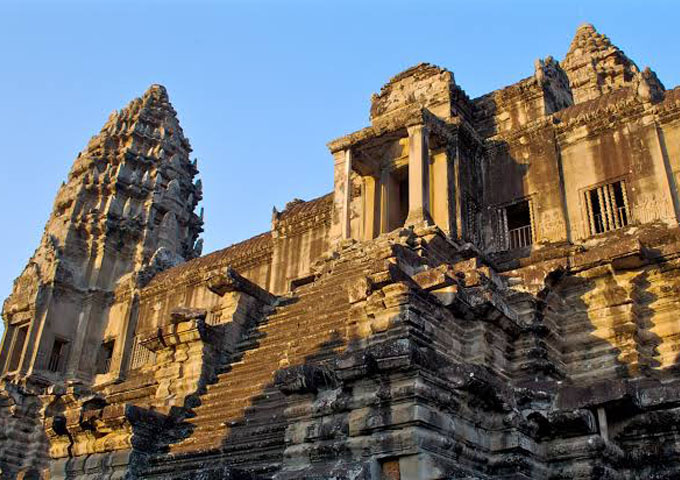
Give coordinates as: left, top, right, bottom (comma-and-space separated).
146, 242, 377, 477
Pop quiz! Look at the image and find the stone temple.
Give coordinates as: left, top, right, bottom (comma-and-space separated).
3, 24, 680, 479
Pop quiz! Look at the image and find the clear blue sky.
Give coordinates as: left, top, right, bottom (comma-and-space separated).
1, 0, 679, 338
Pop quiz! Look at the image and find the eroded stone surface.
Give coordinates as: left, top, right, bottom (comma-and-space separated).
4, 23, 680, 480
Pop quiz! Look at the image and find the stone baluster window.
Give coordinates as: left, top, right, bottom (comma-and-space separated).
206, 309, 223, 326
47, 338, 69, 373
129, 336, 155, 370
497, 199, 533, 251
584, 179, 630, 235
96, 340, 115, 374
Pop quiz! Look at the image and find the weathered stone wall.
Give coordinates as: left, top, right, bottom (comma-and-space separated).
136, 232, 273, 333
479, 60, 679, 255
557, 91, 678, 241
6, 22, 680, 480
482, 125, 565, 251
270, 194, 332, 294
0, 382, 49, 477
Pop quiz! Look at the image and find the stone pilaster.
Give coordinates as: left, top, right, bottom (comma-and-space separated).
342, 149, 352, 239
330, 148, 353, 243
362, 174, 380, 240
405, 124, 432, 226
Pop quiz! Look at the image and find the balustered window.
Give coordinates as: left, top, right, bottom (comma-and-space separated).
498, 199, 533, 251
584, 180, 630, 235
96, 340, 115, 374
129, 336, 155, 370
47, 338, 69, 373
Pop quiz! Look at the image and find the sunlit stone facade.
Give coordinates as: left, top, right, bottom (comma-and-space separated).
3, 24, 680, 479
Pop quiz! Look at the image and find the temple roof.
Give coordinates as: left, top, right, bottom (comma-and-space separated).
554, 86, 636, 124
149, 231, 272, 286
275, 193, 333, 223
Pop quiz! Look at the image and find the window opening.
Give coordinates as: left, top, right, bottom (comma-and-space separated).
498, 199, 532, 250
96, 340, 115, 374
397, 175, 409, 228
383, 166, 409, 232
585, 180, 629, 235
8, 325, 29, 372
130, 336, 155, 370
48, 338, 69, 373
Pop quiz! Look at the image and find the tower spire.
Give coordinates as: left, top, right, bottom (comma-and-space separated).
561, 23, 663, 104
1, 85, 203, 384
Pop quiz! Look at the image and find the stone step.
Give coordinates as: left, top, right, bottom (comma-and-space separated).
245, 313, 348, 337
249, 310, 350, 334
170, 423, 286, 455
266, 298, 349, 322
185, 408, 285, 435
164, 258, 370, 464
228, 328, 348, 361
195, 385, 283, 407
232, 316, 346, 357
192, 386, 273, 412
173, 435, 286, 459
197, 384, 285, 408
234, 334, 346, 360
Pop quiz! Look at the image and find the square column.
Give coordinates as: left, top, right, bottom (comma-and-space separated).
342, 149, 352, 239
331, 148, 353, 243
405, 124, 433, 226
362, 174, 380, 240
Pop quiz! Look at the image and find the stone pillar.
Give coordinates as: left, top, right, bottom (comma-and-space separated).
0, 325, 15, 373
65, 301, 92, 379
23, 290, 52, 377
379, 169, 390, 234
110, 292, 139, 380
342, 149, 352, 239
654, 124, 680, 223
362, 175, 380, 240
406, 124, 432, 226
330, 148, 353, 243
429, 148, 453, 235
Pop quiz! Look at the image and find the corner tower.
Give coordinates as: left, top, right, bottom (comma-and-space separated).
0, 85, 203, 385
562, 23, 664, 103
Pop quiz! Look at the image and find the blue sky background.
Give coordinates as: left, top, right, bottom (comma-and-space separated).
1, 0, 679, 339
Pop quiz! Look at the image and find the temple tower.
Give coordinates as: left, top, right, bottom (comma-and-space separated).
327, 64, 483, 245
0, 85, 203, 386
562, 23, 664, 104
